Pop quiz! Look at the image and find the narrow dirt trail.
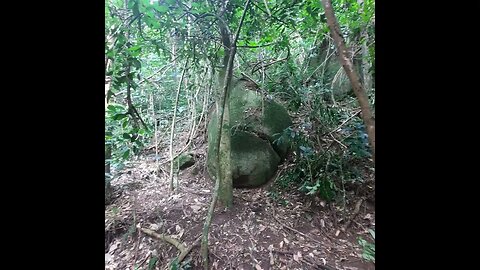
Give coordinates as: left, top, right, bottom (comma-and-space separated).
105, 134, 375, 270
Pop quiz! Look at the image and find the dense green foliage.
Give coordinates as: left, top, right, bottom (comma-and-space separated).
105, 0, 375, 200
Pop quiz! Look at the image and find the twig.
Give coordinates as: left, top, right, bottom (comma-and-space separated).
329, 134, 347, 149
262, 0, 271, 16
342, 198, 364, 231
324, 110, 362, 136
251, 49, 290, 74
183, 187, 211, 196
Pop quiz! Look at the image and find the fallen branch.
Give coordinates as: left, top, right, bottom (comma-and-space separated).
342, 198, 364, 232
160, 235, 203, 270
140, 230, 200, 270
139, 227, 186, 253
177, 235, 202, 264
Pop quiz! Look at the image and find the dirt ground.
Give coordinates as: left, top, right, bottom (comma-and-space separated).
105, 134, 375, 270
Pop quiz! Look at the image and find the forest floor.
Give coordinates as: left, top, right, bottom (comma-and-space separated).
105, 131, 375, 270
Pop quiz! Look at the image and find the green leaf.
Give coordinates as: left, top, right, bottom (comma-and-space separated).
153, 5, 168, 13
122, 149, 130, 159
107, 104, 125, 112
148, 256, 158, 270
122, 119, 129, 128
170, 257, 179, 270
127, 45, 141, 52
191, 2, 200, 9
362, 252, 375, 262
368, 229, 375, 239
127, 0, 136, 9
122, 133, 131, 139
112, 113, 128, 121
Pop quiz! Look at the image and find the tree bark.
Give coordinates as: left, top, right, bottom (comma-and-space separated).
321, 0, 375, 162
200, 1, 251, 269
216, 0, 233, 209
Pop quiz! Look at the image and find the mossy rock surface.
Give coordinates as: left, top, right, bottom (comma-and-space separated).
173, 152, 195, 170
207, 80, 292, 188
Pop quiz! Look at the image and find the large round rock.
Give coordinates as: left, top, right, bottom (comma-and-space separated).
207, 79, 292, 188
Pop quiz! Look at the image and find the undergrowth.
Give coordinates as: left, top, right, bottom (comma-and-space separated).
268, 65, 374, 203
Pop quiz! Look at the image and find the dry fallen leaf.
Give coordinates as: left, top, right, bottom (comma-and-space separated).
279, 241, 284, 248
255, 264, 263, 270
149, 223, 160, 231
105, 253, 112, 263
293, 253, 299, 262
190, 205, 201, 212
284, 238, 290, 244
269, 245, 275, 265
108, 242, 119, 253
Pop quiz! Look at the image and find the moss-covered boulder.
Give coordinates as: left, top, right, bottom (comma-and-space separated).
173, 152, 195, 171
207, 79, 292, 188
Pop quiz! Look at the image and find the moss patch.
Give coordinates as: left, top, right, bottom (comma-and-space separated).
173, 152, 195, 171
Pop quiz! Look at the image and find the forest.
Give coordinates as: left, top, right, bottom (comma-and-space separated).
105, 0, 375, 269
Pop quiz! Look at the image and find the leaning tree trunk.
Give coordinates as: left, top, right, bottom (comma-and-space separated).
200, 1, 251, 269
321, 0, 375, 162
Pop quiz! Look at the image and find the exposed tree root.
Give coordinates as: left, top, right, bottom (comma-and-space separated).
342, 198, 364, 232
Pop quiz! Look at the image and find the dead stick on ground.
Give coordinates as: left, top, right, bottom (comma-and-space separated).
139, 227, 186, 253
162, 235, 202, 270
178, 235, 202, 263
342, 198, 364, 232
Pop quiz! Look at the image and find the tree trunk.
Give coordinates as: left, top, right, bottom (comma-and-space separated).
200, 1, 251, 268
169, 59, 189, 191
216, 1, 233, 208
321, 0, 375, 162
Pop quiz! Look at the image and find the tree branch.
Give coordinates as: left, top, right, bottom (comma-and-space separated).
321, 0, 375, 162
